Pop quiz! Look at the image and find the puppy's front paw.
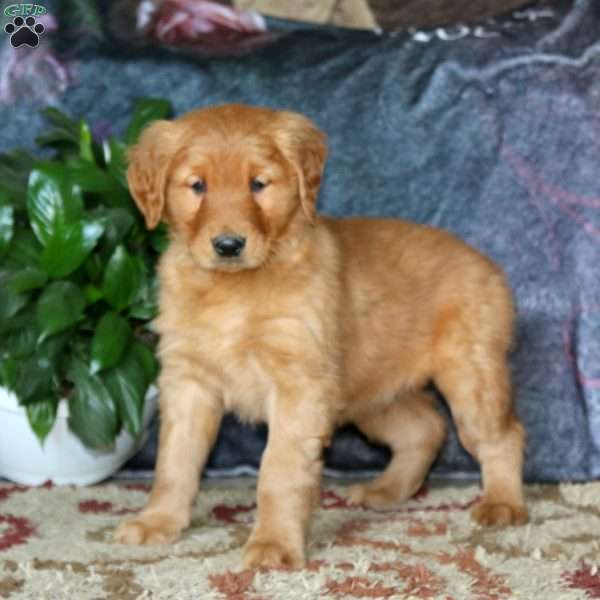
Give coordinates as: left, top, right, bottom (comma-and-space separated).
471, 501, 528, 527
114, 514, 183, 545
243, 539, 305, 569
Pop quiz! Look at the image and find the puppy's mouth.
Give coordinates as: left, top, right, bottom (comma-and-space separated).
187, 237, 270, 273
212, 256, 248, 272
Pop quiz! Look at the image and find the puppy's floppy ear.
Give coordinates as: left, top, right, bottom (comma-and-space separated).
127, 120, 181, 230
274, 112, 327, 225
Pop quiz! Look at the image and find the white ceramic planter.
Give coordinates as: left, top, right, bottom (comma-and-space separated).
0, 385, 158, 486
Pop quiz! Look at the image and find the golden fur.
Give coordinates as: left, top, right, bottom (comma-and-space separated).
115, 104, 527, 568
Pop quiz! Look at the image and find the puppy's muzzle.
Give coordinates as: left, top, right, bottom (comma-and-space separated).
212, 234, 246, 258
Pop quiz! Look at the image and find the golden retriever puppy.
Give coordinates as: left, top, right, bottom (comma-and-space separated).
115, 104, 527, 568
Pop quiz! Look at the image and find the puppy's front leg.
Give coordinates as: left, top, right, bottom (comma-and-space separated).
115, 370, 223, 545
243, 389, 331, 569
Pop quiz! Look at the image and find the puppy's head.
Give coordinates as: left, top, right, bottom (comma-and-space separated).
127, 104, 327, 271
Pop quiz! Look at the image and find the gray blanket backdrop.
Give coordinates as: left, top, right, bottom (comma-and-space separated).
2, 0, 599, 482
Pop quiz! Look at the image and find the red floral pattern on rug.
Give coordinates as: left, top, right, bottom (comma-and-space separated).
0, 514, 35, 551
563, 564, 600, 599
1, 481, 599, 599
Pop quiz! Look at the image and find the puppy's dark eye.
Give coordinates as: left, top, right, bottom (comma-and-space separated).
250, 179, 267, 193
191, 180, 206, 195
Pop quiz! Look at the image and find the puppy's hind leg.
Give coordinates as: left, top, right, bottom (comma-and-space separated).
434, 356, 527, 527
348, 391, 446, 507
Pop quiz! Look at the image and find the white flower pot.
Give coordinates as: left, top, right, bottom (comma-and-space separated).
0, 385, 158, 486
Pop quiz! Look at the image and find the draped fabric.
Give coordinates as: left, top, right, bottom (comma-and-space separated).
1, 0, 598, 481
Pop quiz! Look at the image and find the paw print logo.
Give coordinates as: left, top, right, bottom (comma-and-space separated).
4, 16, 45, 48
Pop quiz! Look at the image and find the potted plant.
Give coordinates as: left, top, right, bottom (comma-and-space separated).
0, 98, 171, 485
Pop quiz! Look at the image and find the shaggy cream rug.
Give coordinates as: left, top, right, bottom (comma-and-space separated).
1, 480, 600, 599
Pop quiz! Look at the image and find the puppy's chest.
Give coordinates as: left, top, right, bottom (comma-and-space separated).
188, 293, 285, 352
163, 290, 325, 422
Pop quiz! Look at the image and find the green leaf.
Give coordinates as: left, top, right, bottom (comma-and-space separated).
36, 108, 85, 153
102, 341, 157, 437
126, 98, 172, 146
2, 230, 42, 269
40, 107, 80, 138
128, 302, 156, 321
94, 207, 135, 250
79, 121, 94, 162
149, 222, 170, 253
68, 334, 91, 365
0, 306, 34, 336
102, 245, 144, 311
7, 267, 48, 293
35, 128, 79, 148
102, 138, 128, 189
0, 150, 36, 204
129, 275, 158, 320
40, 220, 104, 278
84, 284, 103, 304
103, 349, 147, 436
66, 158, 119, 193
36, 281, 86, 341
0, 356, 18, 390
84, 253, 103, 283
1, 323, 37, 358
13, 355, 54, 405
26, 398, 58, 445
131, 340, 158, 384
90, 311, 132, 374
68, 359, 119, 449
38, 332, 70, 371
0, 203, 14, 259
27, 164, 84, 247
0, 271, 28, 320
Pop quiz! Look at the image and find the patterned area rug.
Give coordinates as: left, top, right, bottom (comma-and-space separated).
2, 480, 600, 599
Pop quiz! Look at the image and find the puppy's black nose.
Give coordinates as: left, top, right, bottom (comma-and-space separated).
212, 234, 246, 258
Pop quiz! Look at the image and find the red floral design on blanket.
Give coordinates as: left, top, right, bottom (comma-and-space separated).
146, 0, 277, 56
